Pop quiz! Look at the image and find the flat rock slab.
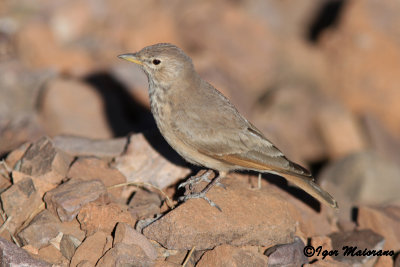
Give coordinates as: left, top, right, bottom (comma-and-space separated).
143, 175, 298, 250
53, 135, 127, 159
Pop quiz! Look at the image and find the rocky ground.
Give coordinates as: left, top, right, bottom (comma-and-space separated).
1, 0, 400, 266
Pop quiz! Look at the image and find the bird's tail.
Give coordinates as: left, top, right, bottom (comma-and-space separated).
281, 171, 338, 209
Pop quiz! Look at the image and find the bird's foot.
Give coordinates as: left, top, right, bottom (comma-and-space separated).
178, 170, 226, 191
178, 191, 221, 212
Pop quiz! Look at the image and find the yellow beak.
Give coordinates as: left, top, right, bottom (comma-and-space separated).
118, 54, 143, 65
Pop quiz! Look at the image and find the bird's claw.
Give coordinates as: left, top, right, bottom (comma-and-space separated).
178, 171, 213, 190
179, 192, 221, 212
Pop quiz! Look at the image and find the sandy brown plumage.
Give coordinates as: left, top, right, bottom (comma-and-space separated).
119, 43, 337, 209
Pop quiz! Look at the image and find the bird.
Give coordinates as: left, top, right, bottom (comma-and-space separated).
118, 43, 338, 210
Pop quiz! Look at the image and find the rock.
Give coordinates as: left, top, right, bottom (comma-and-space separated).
0, 163, 11, 193
329, 229, 384, 266
5, 141, 31, 170
113, 132, 190, 189
44, 178, 109, 222
0, 177, 43, 233
197, 244, 268, 267
60, 234, 81, 260
77, 202, 136, 236
70, 231, 110, 267
316, 105, 366, 159
0, 62, 48, 155
164, 250, 195, 267
38, 78, 113, 139
265, 236, 308, 267
53, 135, 127, 159
128, 189, 162, 220
0, 237, 51, 267
114, 222, 157, 260
143, 175, 298, 250
310, 236, 333, 261
304, 260, 352, 267
96, 243, 154, 267
319, 151, 400, 221
18, 210, 61, 249
319, 0, 400, 138
18, 136, 74, 195
362, 114, 400, 164
37, 245, 69, 266
357, 205, 400, 250
16, 21, 92, 76
67, 157, 126, 198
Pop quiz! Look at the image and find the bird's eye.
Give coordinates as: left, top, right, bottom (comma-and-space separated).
152, 59, 161, 65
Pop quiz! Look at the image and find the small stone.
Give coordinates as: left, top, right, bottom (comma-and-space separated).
114, 222, 157, 260
128, 189, 162, 220
67, 157, 126, 198
0, 237, 51, 266
265, 236, 308, 267
53, 135, 127, 159
143, 175, 298, 250
197, 244, 268, 267
113, 132, 190, 189
310, 236, 333, 261
77, 202, 136, 236
18, 210, 61, 249
96, 243, 154, 267
70, 231, 110, 267
37, 245, 69, 266
19, 136, 73, 187
44, 178, 109, 222
0, 177, 43, 233
60, 234, 81, 260
329, 229, 384, 265
357, 205, 400, 250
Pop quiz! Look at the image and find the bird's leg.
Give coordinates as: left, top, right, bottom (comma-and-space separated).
179, 171, 227, 211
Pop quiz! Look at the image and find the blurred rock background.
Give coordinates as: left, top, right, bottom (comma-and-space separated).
1, 0, 400, 265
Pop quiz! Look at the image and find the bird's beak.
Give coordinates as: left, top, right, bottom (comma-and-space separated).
118, 53, 144, 66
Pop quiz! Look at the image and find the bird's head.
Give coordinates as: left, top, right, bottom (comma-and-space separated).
118, 43, 194, 83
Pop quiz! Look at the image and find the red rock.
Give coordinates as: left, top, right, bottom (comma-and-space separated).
77, 202, 136, 236
113, 132, 190, 189
304, 260, 352, 267
357, 205, 400, 251
310, 236, 333, 261
128, 189, 162, 220
44, 178, 109, 222
37, 245, 69, 266
5, 141, 30, 170
0, 177, 43, 233
197, 244, 268, 267
0, 163, 11, 192
38, 78, 113, 139
375, 254, 393, 267
316, 105, 366, 159
49, 0, 93, 43
143, 175, 298, 250
70, 231, 110, 267
265, 236, 308, 266
114, 222, 157, 260
16, 21, 92, 76
53, 135, 127, 159
0, 237, 51, 267
319, 0, 400, 138
96, 243, 154, 267
18, 136, 73, 194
